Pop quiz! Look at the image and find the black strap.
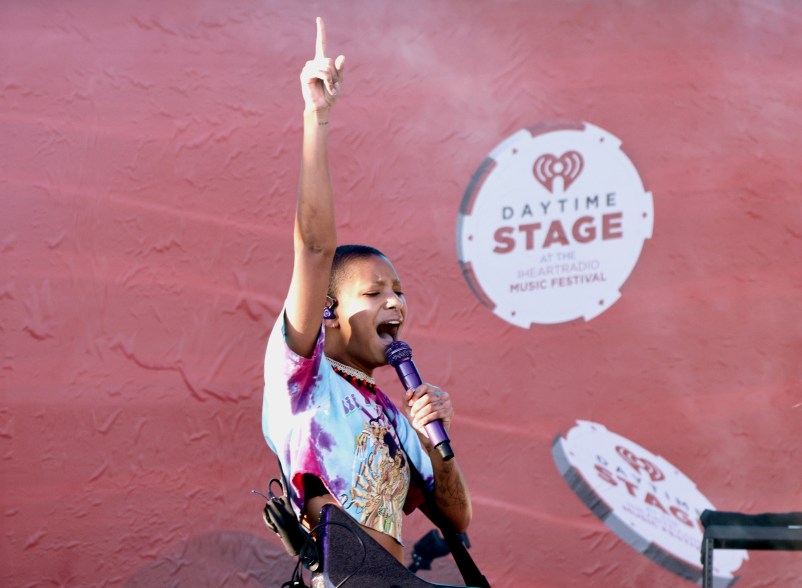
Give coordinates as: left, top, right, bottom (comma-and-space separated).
406, 460, 491, 588
374, 397, 490, 587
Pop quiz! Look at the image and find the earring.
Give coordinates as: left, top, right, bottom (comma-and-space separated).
323, 296, 336, 320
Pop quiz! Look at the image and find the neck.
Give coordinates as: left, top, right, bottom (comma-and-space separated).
323, 337, 375, 377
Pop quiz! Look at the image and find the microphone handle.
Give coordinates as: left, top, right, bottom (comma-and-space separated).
394, 359, 454, 461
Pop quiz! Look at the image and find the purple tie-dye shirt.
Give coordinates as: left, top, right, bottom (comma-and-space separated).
262, 312, 435, 543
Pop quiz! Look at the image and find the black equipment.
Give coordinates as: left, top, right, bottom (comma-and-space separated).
254, 465, 490, 587
700, 510, 802, 588
310, 504, 478, 588
254, 478, 320, 572
409, 530, 471, 573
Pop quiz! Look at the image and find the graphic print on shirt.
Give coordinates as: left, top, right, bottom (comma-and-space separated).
349, 409, 410, 539
341, 392, 359, 416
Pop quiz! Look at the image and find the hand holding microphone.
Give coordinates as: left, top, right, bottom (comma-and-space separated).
386, 341, 455, 461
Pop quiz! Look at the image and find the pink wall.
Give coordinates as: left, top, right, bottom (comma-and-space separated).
2, 1, 800, 586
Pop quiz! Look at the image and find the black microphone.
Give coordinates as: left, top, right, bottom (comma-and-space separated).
385, 341, 454, 461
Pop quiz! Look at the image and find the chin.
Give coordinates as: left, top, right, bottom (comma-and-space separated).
374, 339, 393, 363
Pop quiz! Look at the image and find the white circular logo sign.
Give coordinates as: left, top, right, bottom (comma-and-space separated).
552, 421, 748, 586
457, 122, 653, 327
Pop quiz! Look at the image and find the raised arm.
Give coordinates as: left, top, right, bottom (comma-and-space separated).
285, 17, 346, 358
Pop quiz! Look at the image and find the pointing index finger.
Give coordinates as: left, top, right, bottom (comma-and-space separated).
315, 16, 326, 58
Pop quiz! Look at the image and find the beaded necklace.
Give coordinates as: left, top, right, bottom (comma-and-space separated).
327, 358, 377, 393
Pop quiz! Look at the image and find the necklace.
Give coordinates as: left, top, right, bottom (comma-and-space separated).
327, 358, 376, 393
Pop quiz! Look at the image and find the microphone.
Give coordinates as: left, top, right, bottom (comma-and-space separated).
385, 341, 454, 461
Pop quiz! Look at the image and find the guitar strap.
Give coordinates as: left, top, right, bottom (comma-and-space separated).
372, 396, 490, 587
404, 453, 492, 588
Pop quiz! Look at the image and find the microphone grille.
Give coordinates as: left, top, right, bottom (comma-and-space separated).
385, 340, 412, 366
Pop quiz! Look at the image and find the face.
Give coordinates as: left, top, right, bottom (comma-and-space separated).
325, 255, 407, 373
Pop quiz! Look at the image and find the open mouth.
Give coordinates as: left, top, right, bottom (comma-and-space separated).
376, 320, 401, 342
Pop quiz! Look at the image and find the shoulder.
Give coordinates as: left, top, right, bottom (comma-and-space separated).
267, 310, 325, 372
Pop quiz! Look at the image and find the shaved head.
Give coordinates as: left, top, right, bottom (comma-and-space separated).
328, 244, 388, 301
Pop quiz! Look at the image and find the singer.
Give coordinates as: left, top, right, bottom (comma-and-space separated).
261, 17, 472, 564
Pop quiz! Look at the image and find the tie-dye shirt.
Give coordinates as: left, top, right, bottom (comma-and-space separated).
262, 312, 435, 543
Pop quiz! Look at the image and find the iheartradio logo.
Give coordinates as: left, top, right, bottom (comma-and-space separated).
616, 445, 665, 482
533, 151, 584, 192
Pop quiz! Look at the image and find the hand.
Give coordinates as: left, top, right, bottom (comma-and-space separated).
300, 17, 346, 114
404, 384, 454, 447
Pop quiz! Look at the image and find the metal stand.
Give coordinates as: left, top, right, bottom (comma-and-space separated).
700, 510, 802, 588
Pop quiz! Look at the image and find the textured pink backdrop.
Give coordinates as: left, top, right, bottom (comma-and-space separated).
1, 1, 801, 586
